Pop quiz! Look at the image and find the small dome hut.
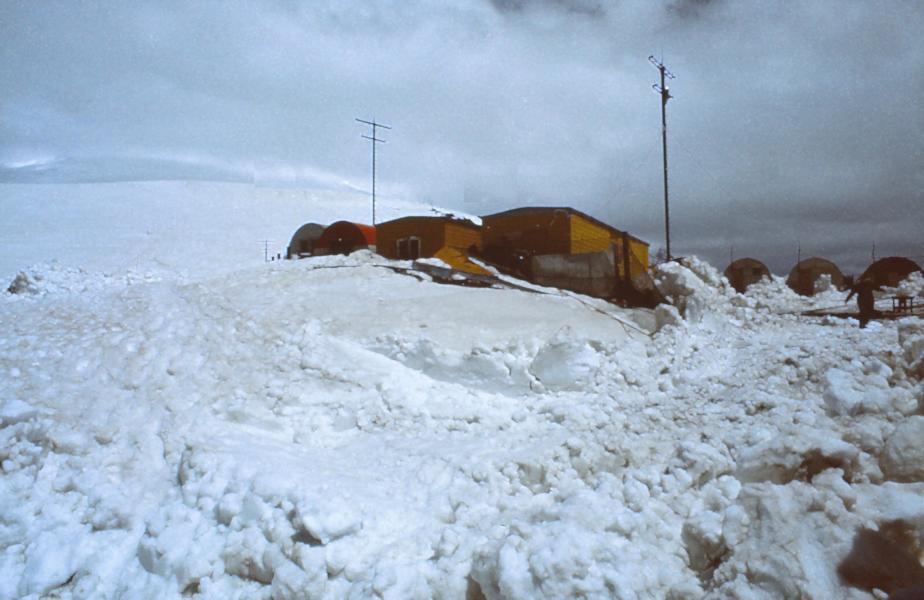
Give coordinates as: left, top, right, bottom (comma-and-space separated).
859, 256, 923, 289
724, 258, 771, 293
286, 223, 325, 259
786, 257, 844, 296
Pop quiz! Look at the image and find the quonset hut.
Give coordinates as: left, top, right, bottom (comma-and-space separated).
313, 222, 376, 256
859, 256, 923, 289
786, 257, 845, 296
724, 258, 770, 293
286, 223, 325, 259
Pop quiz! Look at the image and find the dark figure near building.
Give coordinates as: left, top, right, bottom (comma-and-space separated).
846, 277, 876, 328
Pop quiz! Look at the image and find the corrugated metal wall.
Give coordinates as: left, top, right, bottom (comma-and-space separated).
482, 210, 571, 255
444, 222, 482, 252
569, 215, 613, 254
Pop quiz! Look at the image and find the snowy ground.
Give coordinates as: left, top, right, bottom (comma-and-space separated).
1, 182, 923, 599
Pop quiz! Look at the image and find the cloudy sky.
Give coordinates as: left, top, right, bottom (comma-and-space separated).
2, 0, 922, 273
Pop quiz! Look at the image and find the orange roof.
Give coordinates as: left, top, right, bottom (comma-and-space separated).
315, 221, 377, 248
353, 223, 377, 245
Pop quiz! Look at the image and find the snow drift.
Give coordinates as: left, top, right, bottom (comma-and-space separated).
1, 182, 923, 599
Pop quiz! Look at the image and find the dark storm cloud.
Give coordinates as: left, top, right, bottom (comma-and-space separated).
1, 1, 922, 274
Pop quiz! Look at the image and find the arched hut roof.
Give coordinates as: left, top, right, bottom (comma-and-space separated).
786, 257, 844, 296
724, 258, 771, 293
859, 256, 923, 289
287, 222, 326, 258
314, 221, 377, 255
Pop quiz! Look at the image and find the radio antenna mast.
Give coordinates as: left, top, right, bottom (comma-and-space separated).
355, 117, 391, 225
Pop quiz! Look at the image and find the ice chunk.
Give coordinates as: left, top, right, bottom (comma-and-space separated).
880, 416, 924, 482
682, 510, 725, 572
823, 368, 902, 416
529, 336, 601, 391
736, 430, 860, 484
654, 303, 684, 332
898, 320, 924, 378
271, 558, 326, 599
0, 399, 39, 427
295, 502, 362, 545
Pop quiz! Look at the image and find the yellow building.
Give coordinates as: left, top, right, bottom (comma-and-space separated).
376, 216, 490, 275
480, 207, 649, 280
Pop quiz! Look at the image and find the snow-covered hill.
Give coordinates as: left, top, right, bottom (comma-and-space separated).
0, 180, 458, 282
1, 182, 923, 599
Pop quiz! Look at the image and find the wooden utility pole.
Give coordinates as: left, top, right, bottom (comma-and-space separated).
356, 117, 391, 225
649, 55, 675, 260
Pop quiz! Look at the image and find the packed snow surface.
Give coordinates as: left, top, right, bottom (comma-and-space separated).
2, 182, 923, 599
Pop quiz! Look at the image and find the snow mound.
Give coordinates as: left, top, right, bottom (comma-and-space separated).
5, 262, 165, 297
742, 275, 801, 311
652, 257, 735, 322
529, 331, 602, 391
6, 271, 39, 295
371, 335, 536, 393
744, 274, 848, 314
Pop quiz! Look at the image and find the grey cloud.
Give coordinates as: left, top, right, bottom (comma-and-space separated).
1, 1, 922, 275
